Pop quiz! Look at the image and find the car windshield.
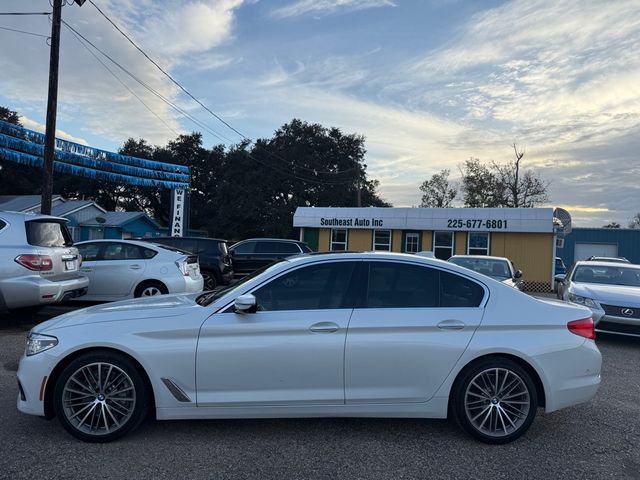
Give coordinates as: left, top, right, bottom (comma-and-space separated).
572, 265, 640, 286
196, 259, 287, 306
449, 258, 512, 280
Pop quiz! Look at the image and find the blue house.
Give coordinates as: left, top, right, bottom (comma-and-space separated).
557, 228, 640, 266
0, 195, 162, 241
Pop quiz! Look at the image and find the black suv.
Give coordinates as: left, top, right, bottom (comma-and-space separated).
147, 237, 233, 289
229, 238, 311, 276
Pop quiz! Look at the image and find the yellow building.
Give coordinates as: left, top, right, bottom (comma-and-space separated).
294, 207, 557, 292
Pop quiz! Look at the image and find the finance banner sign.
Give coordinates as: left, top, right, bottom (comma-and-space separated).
170, 189, 187, 237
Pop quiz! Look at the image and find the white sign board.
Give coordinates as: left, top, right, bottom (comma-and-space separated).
293, 207, 555, 233
171, 188, 185, 237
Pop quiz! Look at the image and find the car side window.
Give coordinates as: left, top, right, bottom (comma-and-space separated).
141, 247, 158, 259
77, 243, 101, 261
233, 241, 256, 254
252, 262, 357, 311
275, 242, 302, 254
366, 262, 439, 308
440, 271, 485, 307
102, 243, 144, 260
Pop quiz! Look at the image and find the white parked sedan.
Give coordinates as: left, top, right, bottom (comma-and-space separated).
17, 252, 600, 444
74, 239, 203, 301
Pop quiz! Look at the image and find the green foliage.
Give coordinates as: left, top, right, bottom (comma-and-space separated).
419, 169, 457, 207
0, 109, 388, 240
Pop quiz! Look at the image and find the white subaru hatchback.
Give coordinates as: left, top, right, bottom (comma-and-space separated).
17, 252, 600, 444
74, 239, 203, 301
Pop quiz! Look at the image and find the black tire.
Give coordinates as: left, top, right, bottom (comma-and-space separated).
202, 271, 218, 290
134, 281, 168, 298
53, 351, 150, 443
451, 357, 538, 444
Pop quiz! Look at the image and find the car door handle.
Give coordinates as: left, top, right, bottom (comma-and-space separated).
437, 319, 466, 330
129, 264, 142, 270
309, 322, 340, 333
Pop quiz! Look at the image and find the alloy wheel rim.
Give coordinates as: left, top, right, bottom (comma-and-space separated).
141, 286, 161, 296
464, 367, 530, 437
62, 362, 136, 435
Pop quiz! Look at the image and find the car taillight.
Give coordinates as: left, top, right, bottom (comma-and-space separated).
568, 317, 596, 340
175, 260, 190, 276
15, 254, 53, 271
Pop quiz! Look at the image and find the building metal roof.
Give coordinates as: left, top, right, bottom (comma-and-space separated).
82, 211, 160, 228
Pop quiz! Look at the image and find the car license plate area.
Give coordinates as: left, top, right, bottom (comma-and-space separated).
65, 260, 77, 271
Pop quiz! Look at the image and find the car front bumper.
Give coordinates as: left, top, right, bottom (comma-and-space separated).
16, 350, 59, 417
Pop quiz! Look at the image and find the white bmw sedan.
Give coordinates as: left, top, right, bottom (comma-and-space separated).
17, 252, 601, 444
75, 239, 203, 301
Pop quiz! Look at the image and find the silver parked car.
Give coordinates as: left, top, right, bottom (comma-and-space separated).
0, 211, 89, 311
17, 252, 600, 444
448, 255, 523, 290
556, 260, 640, 337
75, 239, 204, 301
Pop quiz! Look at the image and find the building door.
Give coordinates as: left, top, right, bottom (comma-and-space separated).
574, 243, 617, 261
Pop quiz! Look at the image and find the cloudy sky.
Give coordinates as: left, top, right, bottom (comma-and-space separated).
1, 0, 639, 226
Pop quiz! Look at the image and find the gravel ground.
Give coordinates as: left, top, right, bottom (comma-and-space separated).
0, 305, 639, 480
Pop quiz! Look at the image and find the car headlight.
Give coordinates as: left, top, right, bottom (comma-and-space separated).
568, 293, 599, 309
25, 333, 58, 356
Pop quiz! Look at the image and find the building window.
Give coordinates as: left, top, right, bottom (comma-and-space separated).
433, 231, 454, 260
373, 229, 392, 251
330, 229, 348, 251
468, 232, 490, 255
404, 232, 421, 253
68, 226, 81, 242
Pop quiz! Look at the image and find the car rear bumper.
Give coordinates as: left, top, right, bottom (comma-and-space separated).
534, 339, 602, 413
166, 275, 204, 294
0, 275, 89, 309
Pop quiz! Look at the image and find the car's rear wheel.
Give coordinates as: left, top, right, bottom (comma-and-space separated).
202, 271, 218, 290
452, 357, 538, 444
53, 351, 149, 443
134, 281, 168, 298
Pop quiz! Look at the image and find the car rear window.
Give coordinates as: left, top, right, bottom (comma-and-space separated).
25, 220, 73, 247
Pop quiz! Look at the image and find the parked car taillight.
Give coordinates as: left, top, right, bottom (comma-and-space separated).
567, 317, 596, 340
15, 254, 53, 271
175, 259, 190, 276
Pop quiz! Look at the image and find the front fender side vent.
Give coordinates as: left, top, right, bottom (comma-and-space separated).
161, 377, 192, 403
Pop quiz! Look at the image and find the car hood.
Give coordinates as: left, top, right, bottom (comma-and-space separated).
571, 283, 640, 307
35, 294, 202, 333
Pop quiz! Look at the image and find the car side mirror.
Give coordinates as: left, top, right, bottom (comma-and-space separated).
554, 274, 566, 284
514, 270, 523, 279
234, 294, 257, 313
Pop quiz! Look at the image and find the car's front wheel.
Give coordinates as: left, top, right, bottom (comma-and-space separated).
53, 351, 150, 442
452, 357, 538, 444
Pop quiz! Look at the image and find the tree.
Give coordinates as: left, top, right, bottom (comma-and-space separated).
603, 222, 621, 229
460, 158, 504, 207
0, 106, 20, 125
460, 145, 549, 208
629, 213, 640, 229
419, 169, 457, 207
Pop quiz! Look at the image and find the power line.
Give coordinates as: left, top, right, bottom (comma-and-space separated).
0, 12, 52, 16
87, 0, 246, 140
61, 24, 357, 185
65, 26, 180, 137
0, 25, 49, 38
86, 0, 359, 178
61, 21, 232, 144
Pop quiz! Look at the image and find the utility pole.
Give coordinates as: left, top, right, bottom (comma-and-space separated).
40, 0, 86, 214
40, 0, 63, 215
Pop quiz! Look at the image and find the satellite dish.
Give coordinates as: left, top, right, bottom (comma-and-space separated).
553, 208, 572, 235
95, 216, 106, 224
